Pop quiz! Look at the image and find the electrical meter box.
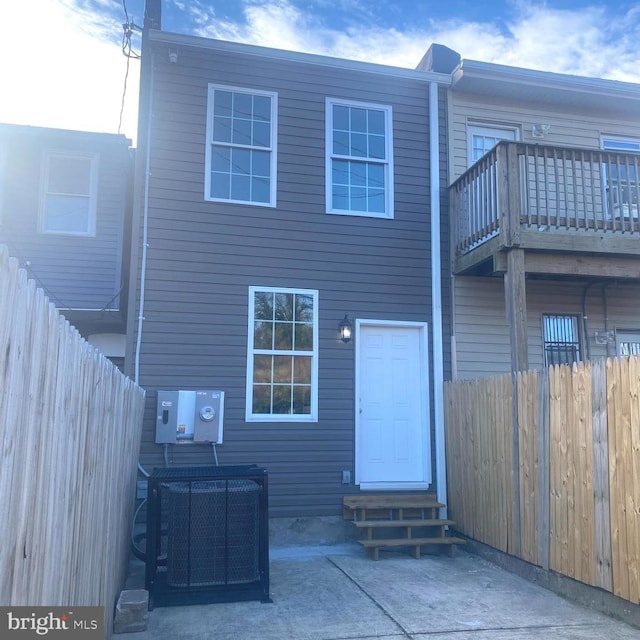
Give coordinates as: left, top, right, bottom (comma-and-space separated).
156, 390, 224, 444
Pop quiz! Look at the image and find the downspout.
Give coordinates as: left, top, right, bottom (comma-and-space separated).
429, 81, 447, 517
601, 282, 611, 358
581, 281, 599, 362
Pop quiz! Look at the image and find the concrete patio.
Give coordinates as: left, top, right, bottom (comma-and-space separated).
121, 544, 639, 639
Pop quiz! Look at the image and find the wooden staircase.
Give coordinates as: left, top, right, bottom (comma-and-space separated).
343, 494, 465, 560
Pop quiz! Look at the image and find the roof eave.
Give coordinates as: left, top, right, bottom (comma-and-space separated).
148, 29, 452, 85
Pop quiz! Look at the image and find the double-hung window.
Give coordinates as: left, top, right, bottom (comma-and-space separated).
206, 85, 277, 206
246, 287, 318, 422
39, 151, 98, 235
326, 98, 393, 218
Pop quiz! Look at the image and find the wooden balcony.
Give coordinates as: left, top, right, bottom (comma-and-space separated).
450, 141, 640, 278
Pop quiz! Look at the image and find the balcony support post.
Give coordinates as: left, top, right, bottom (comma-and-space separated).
504, 247, 528, 372
497, 142, 523, 250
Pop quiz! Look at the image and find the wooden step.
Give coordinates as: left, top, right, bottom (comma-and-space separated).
352, 518, 455, 529
343, 494, 445, 521
343, 494, 444, 510
358, 536, 466, 560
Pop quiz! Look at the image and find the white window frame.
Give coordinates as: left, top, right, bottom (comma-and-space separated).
616, 330, 640, 357
39, 151, 98, 236
601, 136, 640, 153
0, 145, 6, 228
205, 84, 278, 207
601, 136, 640, 220
325, 98, 394, 219
467, 123, 518, 166
246, 286, 319, 422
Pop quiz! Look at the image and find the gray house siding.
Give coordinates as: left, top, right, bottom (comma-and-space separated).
0, 125, 131, 312
129, 39, 449, 517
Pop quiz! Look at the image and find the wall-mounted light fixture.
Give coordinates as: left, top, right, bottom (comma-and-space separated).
338, 314, 353, 343
532, 123, 550, 139
168, 48, 179, 64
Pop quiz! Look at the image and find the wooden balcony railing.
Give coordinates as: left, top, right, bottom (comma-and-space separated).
451, 141, 640, 257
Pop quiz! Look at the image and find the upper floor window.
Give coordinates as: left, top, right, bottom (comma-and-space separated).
246, 287, 318, 422
601, 137, 640, 153
0, 145, 6, 227
468, 124, 518, 165
543, 314, 581, 367
205, 85, 277, 207
39, 151, 98, 236
326, 98, 393, 218
601, 136, 639, 220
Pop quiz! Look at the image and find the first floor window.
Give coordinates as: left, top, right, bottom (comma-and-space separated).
39, 151, 98, 235
543, 314, 581, 367
246, 287, 318, 421
205, 84, 277, 206
616, 331, 640, 357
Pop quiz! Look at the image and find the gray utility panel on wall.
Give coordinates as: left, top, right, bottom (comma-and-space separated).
155, 390, 225, 445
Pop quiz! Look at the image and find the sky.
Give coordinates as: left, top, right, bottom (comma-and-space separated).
1, 0, 639, 144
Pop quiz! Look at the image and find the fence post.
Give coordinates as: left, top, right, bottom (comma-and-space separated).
512, 372, 522, 558
537, 368, 550, 570
592, 358, 612, 591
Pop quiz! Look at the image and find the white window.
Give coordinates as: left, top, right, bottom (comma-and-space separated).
543, 314, 581, 367
326, 98, 393, 218
602, 137, 640, 153
616, 331, 640, 357
0, 145, 6, 227
246, 287, 318, 422
468, 124, 518, 165
39, 151, 98, 236
601, 136, 639, 219
205, 85, 277, 206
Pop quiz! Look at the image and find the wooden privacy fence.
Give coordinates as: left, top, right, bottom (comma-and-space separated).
0, 246, 146, 636
445, 358, 640, 605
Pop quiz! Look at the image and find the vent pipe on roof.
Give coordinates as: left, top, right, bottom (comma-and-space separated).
144, 0, 162, 30
416, 44, 461, 74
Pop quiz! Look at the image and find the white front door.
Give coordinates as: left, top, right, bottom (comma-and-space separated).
355, 321, 431, 489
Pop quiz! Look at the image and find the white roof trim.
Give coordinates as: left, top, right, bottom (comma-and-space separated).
149, 30, 451, 85
453, 59, 640, 100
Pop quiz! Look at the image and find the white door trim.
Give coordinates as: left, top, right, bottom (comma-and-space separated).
355, 319, 431, 490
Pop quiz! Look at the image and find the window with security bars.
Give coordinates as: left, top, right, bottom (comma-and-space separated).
543, 314, 581, 367
246, 287, 318, 421
616, 332, 640, 357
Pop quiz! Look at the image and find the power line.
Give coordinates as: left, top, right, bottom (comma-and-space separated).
118, 2, 141, 135
118, 54, 131, 135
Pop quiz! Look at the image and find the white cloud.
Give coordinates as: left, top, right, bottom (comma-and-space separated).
1, 0, 638, 145
497, 4, 640, 82
0, 0, 139, 141
193, 0, 640, 83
